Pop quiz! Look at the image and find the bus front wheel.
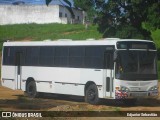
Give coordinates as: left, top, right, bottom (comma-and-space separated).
26, 81, 38, 98
85, 84, 100, 105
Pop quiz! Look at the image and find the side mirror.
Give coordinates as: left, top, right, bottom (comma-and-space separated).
113, 51, 118, 61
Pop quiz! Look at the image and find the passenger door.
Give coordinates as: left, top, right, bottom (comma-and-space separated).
104, 51, 114, 98
15, 52, 23, 89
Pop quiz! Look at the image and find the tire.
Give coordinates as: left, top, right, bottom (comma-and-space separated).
85, 84, 100, 105
26, 81, 38, 98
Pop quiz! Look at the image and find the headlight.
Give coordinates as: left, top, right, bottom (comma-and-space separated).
149, 86, 158, 91
120, 86, 130, 92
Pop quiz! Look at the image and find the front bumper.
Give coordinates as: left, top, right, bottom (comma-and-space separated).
115, 90, 159, 99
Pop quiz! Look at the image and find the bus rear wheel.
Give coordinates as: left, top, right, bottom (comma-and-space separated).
85, 84, 100, 105
26, 81, 38, 98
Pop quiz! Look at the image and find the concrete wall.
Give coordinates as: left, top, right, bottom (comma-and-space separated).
0, 5, 86, 25
0, 5, 61, 25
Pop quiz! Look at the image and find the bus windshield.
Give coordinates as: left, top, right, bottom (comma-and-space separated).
115, 50, 158, 80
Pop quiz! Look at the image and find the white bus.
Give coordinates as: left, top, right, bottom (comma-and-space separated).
1, 38, 159, 104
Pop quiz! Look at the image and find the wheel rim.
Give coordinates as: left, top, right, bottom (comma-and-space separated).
28, 85, 35, 96
88, 89, 96, 100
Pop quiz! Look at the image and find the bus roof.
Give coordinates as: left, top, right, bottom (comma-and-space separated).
3, 38, 153, 47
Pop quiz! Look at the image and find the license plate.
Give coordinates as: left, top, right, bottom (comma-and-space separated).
130, 92, 148, 97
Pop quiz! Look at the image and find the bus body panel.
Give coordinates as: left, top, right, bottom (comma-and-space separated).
2, 66, 16, 90
22, 67, 104, 97
2, 65, 104, 97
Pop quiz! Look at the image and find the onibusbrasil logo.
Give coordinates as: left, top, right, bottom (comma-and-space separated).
1, 112, 42, 118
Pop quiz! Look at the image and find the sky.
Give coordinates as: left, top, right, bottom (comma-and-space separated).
0, 0, 73, 5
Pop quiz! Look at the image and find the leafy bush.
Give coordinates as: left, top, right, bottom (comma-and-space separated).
151, 29, 160, 60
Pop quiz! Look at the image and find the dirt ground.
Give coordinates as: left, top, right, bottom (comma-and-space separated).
0, 82, 160, 119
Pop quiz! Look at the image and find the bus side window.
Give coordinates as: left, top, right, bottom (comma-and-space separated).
3, 47, 8, 65
3, 47, 15, 65
84, 46, 105, 69
25, 47, 40, 66
69, 46, 84, 67
39, 46, 54, 66
54, 47, 69, 67
105, 51, 114, 69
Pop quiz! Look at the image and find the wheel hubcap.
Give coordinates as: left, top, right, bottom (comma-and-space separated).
88, 89, 95, 100
28, 86, 34, 95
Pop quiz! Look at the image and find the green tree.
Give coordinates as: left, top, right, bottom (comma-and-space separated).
141, 1, 160, 57
74, 0, 105, 22
142, 2, 160, 31
97, 0, 160, 39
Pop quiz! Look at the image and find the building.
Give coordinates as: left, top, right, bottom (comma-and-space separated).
0, 5, 87, 25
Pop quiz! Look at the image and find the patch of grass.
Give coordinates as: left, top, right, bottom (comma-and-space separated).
17, 96, 29, 103
114, 107, 121, 112
0, 23, 102, 41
